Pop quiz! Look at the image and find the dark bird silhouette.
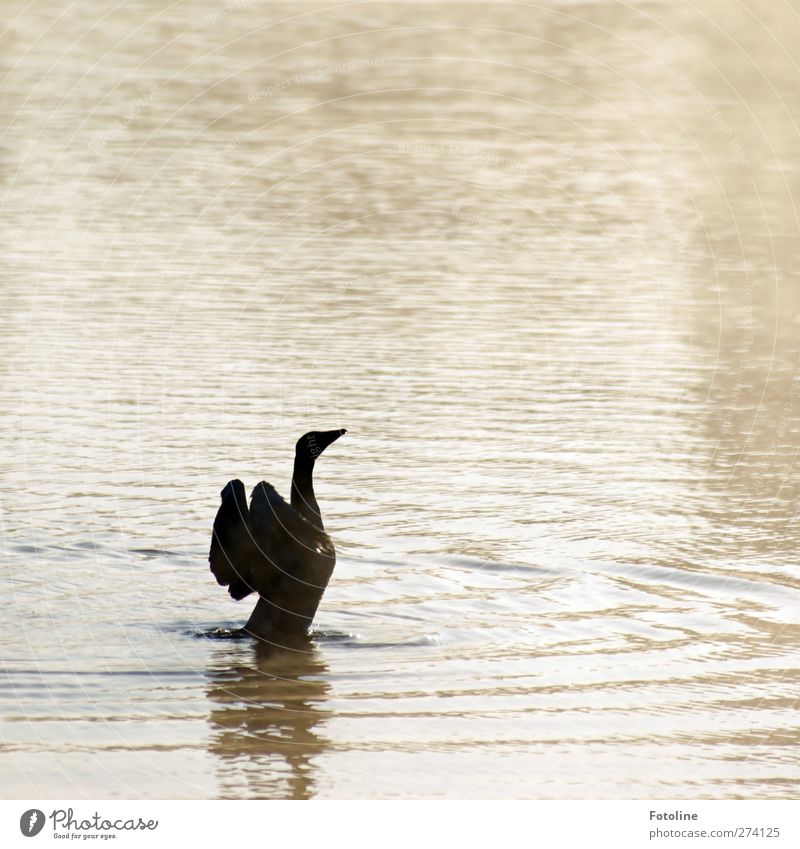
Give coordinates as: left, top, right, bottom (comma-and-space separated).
209, 429, 346, 640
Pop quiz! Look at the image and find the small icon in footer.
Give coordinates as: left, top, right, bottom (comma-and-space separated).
19, 809, 46, 837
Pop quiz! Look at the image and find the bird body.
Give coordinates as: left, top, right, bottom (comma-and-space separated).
208, 429, 345, 639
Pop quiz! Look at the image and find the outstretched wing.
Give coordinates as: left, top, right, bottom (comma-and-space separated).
209, 479, 260, 600
250, 481, 334, 579
249, 481, 335, 595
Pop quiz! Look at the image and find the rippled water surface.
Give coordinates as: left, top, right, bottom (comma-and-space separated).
2, 0, 800, 799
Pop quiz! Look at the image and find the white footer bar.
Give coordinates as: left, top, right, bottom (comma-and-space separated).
2, 800, 797, 849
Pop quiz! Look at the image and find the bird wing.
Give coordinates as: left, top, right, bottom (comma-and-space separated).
249, 481, 335, 590
209, 479, 260, 600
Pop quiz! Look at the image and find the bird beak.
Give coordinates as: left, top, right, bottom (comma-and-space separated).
320, 428, 346, 448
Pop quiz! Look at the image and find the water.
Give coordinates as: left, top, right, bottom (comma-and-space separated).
2, 0, 799, 799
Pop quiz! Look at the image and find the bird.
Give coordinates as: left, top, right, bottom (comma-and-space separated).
208, 429, 346, 640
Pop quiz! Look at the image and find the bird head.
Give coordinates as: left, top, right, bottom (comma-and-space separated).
295, 429, 347, 463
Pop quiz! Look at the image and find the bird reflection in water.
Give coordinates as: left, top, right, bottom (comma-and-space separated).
206, 638, 331, 799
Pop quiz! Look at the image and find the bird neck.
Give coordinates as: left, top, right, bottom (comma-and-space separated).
291, 456, 324, 530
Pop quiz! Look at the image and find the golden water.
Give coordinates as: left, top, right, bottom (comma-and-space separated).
1, 0, 799, 798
